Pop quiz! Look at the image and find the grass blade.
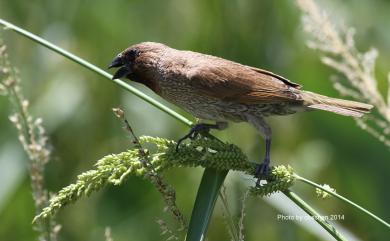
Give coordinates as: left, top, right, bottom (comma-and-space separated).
186, 169, 228, 241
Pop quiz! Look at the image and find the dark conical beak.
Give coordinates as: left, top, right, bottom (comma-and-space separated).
108, 55, 123, 69
112, 66, 132, 79
109, 55, 133, 79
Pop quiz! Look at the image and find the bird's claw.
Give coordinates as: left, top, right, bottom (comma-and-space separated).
175, 123, 216, 152
255, 160, 271, 186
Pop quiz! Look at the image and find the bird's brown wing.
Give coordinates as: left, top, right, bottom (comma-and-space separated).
247, 66, 302, 89
186, 60, 302, 104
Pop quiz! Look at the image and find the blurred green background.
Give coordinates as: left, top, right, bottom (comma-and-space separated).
0, 0, 389, 240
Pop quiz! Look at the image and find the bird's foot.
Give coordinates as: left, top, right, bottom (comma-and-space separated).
255, 160, 271, 186
176, 123, 219, 151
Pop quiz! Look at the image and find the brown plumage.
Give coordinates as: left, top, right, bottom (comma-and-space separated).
109, 42, 373, 177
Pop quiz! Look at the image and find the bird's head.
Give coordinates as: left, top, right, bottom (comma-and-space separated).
108, 42, 167, 80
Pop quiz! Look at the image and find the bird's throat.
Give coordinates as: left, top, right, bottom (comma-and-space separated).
131, 73, 162, 95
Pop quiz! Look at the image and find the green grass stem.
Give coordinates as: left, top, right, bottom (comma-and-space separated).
284, 190, 347, 241
295, 174, 390, 229
0, 18, 193, 127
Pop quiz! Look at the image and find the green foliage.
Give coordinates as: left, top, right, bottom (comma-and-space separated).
164, 136, 253, 173
33, 136, 255, 223
34, 132, 384, 241
250, 165, 295, 197
35, 134, 339, 236
33, 150, 143, 222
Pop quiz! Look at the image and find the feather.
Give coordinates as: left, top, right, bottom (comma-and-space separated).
186, 56, 302, 104
302, 91, 373, 117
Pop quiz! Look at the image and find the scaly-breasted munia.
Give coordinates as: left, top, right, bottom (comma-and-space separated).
109, 42, 373, 178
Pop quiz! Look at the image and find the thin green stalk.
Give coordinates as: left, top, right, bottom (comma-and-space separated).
0, 18, 193, 127
295, 174, 390, 229
283, 190, 347, 241
219, 189, 240, 241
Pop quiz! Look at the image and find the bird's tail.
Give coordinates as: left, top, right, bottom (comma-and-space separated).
301, 91, 373, 118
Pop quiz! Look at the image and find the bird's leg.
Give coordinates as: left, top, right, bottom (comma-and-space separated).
255, 137, 271, 181
176, 121, 227, 151
245, 115, 272, 182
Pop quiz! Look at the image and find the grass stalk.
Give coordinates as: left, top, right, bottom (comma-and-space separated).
283, 190, 347, 241
0, 18, 192, 127
295, 174, 390, 229
219, 187, 240, 241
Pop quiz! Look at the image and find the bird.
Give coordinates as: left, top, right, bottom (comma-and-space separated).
108, 42, 373, 178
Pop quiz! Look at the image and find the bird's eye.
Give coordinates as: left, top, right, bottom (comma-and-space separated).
127, 49, 140, 61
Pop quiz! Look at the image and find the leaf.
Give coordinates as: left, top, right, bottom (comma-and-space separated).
185, 168, 228, 241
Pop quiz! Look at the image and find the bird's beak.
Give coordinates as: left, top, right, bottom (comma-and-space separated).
112, 66, 132, 79
108, 55, 133, 79
108, 55, 123, 69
